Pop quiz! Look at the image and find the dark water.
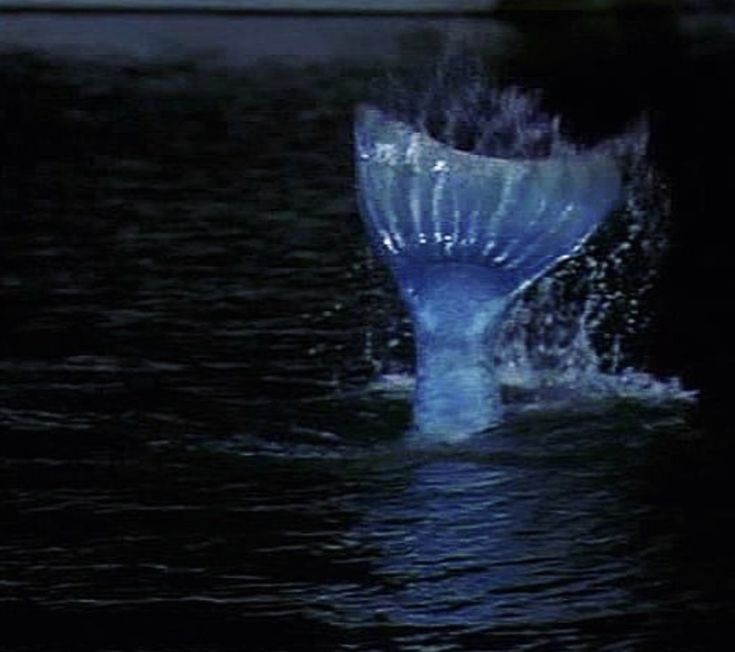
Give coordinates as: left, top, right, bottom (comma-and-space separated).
2, 14, 735, 651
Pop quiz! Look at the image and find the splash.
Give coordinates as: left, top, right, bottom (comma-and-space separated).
356, 64, 690, 440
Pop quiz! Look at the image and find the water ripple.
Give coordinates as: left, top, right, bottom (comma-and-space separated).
0, 50, 729, 652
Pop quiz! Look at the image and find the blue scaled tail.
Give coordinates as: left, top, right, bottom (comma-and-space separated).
355, 105, 622, 440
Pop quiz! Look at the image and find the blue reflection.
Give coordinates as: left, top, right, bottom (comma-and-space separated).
324, 428, 640, 629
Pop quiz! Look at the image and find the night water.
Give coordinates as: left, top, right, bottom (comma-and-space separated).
2, 14, 735, 651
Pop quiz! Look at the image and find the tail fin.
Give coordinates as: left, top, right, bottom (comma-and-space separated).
355, 105, 622, 297
354, 105, 623, 438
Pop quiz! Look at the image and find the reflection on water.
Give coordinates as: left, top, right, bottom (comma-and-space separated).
1, 35, 734, 652
2, 400, 728, 651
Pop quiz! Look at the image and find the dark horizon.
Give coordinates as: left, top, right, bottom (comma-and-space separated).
0, 0, 710, 17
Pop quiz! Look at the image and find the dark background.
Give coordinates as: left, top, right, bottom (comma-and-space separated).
4, 10, 732, 419
2, 8, 735, 651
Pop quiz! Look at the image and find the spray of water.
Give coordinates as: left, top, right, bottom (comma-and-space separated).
496, 160, 689, 405
362, 54, 693, 416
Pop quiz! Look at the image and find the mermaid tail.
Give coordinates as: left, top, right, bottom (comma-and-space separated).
355, 105, 622, 439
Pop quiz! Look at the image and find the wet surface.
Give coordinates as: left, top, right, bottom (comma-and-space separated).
2, 14, 735, 651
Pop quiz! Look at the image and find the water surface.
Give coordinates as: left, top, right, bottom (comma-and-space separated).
2, 25, 735, 651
